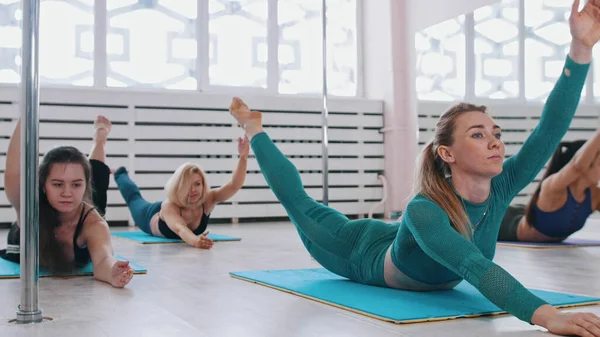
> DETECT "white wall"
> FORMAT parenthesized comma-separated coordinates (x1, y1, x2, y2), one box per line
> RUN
(361, 0, 420, 216)
(0, 86, 386, 226)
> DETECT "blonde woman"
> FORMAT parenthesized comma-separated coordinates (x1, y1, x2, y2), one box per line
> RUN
(113, 136, 249, 249)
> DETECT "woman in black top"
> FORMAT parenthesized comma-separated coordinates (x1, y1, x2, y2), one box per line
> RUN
(2, 115, 134, 288)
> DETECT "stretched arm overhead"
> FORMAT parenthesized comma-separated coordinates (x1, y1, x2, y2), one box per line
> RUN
(499, 0, 600, 199)
(543, 130, 600, 193)
(498, 51, 590, 199)
(4, 118, 21, 218)
(160, 202, 212, 249)
(403, 199, 548, 323)
(208, 136, 248, 206)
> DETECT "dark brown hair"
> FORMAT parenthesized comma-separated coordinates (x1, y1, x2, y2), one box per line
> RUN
(39, 146, 94, 272)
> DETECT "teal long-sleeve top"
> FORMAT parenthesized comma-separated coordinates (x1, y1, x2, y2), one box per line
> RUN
(389, 56, 589, 323)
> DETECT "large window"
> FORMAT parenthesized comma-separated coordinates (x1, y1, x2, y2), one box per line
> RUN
(474, 0, 519, 99)
(417, 0, 592, 102)
(209, 0, 267, 88)
(0, 0, 94, 86)
(0, 0, 358, 96)
(524, 0, 587, 100)
(279, 0, 357, 96)
(415, 16, 466, 101)
(106, 0, 197, 89)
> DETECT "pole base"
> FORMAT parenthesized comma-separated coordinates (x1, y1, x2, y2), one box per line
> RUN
(15, 305, 43, 324)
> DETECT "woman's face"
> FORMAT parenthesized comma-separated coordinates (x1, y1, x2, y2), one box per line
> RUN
(44, 163, 87, 214)
(187, 173, 204, 204)
(439, 110, 505, 179)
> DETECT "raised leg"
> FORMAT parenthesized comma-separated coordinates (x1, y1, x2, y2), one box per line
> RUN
(113, 167, 161, 234)
(229, 97, 383, 284)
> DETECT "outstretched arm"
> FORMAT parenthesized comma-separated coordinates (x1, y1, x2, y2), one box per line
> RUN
(84, 218, 134, 288)
(161, 202, 212, 249)
(499, 44, 590, 198)
(5, 118, 21, 221)
(543, 130, 600, 193)
(403, 199, 547, 322)
(209, 136, 249, 205)
(498, 0, 600, 199)
(404, 198, 600, 335)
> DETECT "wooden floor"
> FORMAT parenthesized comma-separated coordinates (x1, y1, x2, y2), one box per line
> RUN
(0, 217, 599, 337)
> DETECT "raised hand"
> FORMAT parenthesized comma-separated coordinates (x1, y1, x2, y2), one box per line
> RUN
(111, 260, 134, 288)
(195, 231, 214, 249)
(238, 135, 250, 158)
(570, 0, 600, 48)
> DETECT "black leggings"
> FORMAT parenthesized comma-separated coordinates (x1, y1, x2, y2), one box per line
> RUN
(497, 204, 525, 242)
(90, 159, 110, 217)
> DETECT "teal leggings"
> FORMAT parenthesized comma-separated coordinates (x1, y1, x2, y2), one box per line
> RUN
(251, 132, 395, 287)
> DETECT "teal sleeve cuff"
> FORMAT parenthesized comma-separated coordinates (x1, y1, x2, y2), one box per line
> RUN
(511, 287, 549, 324)
(564, 55, 591, 79)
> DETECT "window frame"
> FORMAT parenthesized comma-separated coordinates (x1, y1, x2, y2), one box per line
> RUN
(0, 0, 362, 98)
(416, 0, 597, 105)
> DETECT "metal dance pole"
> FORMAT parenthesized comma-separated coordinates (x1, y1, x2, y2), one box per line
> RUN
(321, 0, 329, 205)
(16, 0, 42, 324)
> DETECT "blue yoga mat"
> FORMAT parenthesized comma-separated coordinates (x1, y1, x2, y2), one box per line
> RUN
(230, 268, 600, 324)
(498, 238, 600, 249)
(111, 231, 241, 244)
(0, 255, 146, 279)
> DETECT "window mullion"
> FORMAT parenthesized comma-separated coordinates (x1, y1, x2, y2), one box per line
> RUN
(94, 0, 107, 87)
(197, 0, 209, 91)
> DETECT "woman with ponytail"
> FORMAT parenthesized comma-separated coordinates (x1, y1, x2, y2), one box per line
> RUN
(498, 133, 600, 243)
(228, 0, 600, 334)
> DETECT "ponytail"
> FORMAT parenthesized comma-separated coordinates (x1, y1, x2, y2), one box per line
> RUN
(416, 142, 473, 240)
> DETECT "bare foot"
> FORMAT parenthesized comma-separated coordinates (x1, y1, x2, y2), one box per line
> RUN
(228, 97, 262, 133)
(94, 115, 112, 143)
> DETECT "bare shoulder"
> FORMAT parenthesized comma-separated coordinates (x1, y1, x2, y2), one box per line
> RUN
(537, 177, 569, 210)
(538, 173, 566, 196)
(161, 199, 179, 214)
(80, 208, 111, 245)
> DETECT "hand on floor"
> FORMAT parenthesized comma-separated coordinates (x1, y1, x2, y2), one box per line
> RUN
(195, 231, 214, 249)
(111, 260, 134, 288)
(546, 311, 600, 336)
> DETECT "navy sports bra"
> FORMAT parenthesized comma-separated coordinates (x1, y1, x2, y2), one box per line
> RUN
(157, 206, 211, 239)
(532, 187, 593, 238)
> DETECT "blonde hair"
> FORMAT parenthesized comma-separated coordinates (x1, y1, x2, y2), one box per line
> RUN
(165, 162, 209, 208)
(415, 102, 488, 240)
